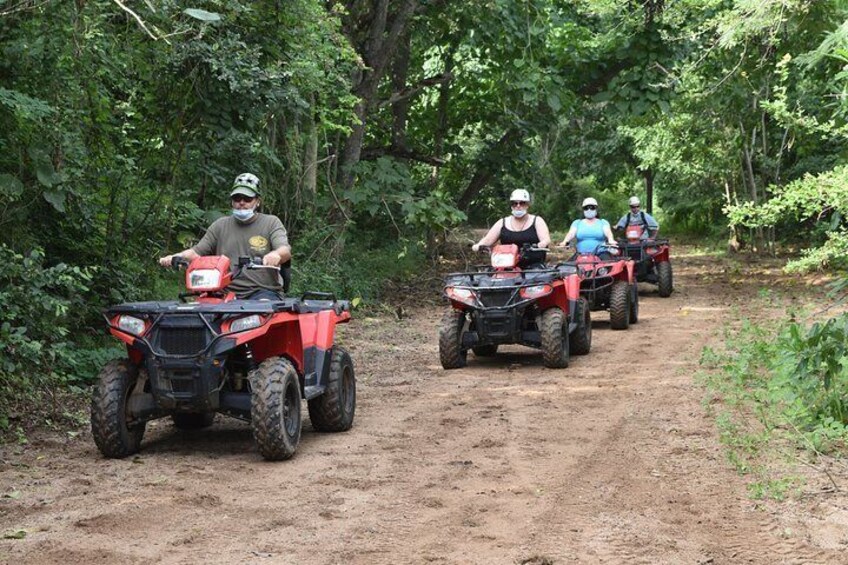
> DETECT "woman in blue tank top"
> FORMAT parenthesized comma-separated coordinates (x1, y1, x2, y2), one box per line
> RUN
(558, 197, 617, 253)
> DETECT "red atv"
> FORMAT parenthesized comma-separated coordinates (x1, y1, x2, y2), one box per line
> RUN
(90, 255, 354, 461)
(618, 224, 673, 297)
(573, 244, 638, 330)
(439, 244, 591, 369)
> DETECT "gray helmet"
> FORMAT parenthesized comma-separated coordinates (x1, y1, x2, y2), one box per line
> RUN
(230, 173, 261, 198)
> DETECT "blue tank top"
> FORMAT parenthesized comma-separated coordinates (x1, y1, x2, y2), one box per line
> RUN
(571, 219, 610, 253)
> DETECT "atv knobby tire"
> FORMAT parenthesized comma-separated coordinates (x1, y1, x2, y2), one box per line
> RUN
(308, 347, 355, 432)
(172, 412, 215, 430)
(569, 297, 592, 355)
(657, 261, 673, 297)
(439, 308, 467, 369)
(541, 307, 570, 368)
(472, 344, 498, 357)
(250, 356, 302, 461)
(90, 359, 146, 459)
(609, 280, 631, 330)
(629, 283, 639, 324)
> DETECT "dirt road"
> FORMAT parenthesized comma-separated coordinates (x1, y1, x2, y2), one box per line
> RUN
(1, 249, 846, 564)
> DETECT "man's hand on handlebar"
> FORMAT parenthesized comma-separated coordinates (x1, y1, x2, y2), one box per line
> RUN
(262, 250, 283, 267)
(159, 254, 188, 268)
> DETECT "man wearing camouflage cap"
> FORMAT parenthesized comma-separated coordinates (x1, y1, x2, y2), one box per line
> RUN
(159, 173, 291, 299)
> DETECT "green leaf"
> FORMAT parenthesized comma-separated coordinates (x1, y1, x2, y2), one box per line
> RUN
(42, 189, 66, 212)
(0, 174, 24, 197)
(547, 93, 562, 112)
(184, 8, 221, 22)
(36, 161, 60, 187)
(3, 529, 26, 539)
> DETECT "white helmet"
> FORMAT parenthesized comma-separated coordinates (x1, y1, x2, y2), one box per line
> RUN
(581, 197, 598, 208)
(509, 189, 531, 203)
(628, 196, 641, 206)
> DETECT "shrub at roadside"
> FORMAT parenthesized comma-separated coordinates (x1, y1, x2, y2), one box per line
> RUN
(0, 245, 121, 430)
(700, 311, 848, 498)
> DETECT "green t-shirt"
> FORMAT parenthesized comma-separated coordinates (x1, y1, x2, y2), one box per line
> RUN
(192, 213, 289, 298)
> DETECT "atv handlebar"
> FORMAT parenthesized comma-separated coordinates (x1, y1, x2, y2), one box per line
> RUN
(171, 256, 190, 269)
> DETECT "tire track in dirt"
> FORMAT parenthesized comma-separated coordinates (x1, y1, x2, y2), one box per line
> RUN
(1, 248, 846, 564)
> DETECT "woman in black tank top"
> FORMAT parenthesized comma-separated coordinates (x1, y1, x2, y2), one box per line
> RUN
(471, 189, 552, 253)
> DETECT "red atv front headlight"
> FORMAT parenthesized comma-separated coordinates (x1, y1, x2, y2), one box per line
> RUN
(446, 287, 478, 306)
(519, 284, 552, 299)
(117, 315, 147, 336)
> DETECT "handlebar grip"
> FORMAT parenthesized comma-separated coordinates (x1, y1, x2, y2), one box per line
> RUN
(171, 256, 189, 269)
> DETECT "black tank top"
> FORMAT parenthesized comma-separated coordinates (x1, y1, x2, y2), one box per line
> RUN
(500, 215, 539, 246)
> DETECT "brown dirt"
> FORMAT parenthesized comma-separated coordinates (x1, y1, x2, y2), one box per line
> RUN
(1, 248, 847, 564)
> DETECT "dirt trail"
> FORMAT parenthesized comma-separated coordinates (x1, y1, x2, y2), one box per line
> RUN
(2, 248, 847, 564)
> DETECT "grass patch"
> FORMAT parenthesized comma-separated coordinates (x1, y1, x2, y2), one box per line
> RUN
(699, 314, 848, 499)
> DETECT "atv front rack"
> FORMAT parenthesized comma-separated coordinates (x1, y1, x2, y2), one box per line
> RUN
(443, 264, 578, 312)
(106, 294, 351, 360)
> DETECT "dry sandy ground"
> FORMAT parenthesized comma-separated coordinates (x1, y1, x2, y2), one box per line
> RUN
(1, 249, 847, 564)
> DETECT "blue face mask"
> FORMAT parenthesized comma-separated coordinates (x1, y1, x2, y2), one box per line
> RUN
(232, 208, 255, 222)
(583, 209, 597, 219)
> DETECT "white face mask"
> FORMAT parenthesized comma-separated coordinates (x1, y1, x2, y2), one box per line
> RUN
(512, 209, 527, 218)
(232, 207, 256, 222)
(583, 209, 597, 219)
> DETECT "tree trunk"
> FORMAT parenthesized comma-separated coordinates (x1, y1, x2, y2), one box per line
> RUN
(302, 111, 318, 198)
(391, 29, 411, 150)
(642, 168, 654, 214)
(456, 128, 521, 211)
(336, 0, 419, 195)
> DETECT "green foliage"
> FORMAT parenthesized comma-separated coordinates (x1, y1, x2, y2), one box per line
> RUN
(0, 245, 105, 429)
(701, 314, 848, 454)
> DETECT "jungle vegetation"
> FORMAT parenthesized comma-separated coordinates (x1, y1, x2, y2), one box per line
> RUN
(1, 0, 847, 434)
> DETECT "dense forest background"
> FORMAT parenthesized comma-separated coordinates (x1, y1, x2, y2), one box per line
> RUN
(2, 0, 848, 427)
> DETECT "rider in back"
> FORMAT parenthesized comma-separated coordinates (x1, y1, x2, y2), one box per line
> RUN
(614, 196, 659, 239)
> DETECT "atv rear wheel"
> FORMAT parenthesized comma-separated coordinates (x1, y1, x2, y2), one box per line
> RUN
(472, 344, 498, 357)
(629, 284, 639, 324)
(657, 261, 673, 297)
(569, 297, 592, 355)
(541, 307, 570, 368)
(250, 357, 302, 461)
(90, 359, 146, 459)
(308, 347, 356, 432)
(609, 280, 631, 330)
(439, 308, 467, 369)
(171, 412, 215, 430)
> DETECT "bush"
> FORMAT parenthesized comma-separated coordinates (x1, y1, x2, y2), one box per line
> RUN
(702, 313, 848, 453)
(0, 245, 98, 429)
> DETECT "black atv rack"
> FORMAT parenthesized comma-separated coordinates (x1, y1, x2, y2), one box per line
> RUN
(105, 294, 351, 360)
(443, 264, 578, 312)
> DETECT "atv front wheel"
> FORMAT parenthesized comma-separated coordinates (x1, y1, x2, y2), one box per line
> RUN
(172, 413, 215, 430)
(472, 344, 498, 357)
(657, 261, 673, 297)
(439, 309, 467, 369)
(541, 307, 570, 368)
(609, 280, 631, 330)
(308, 347, 356, 432)
(569, 297, 592, 355)
(629, 284, 639, 324)
(250, 357, 302, 461)
(90, 359, 146, 458)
